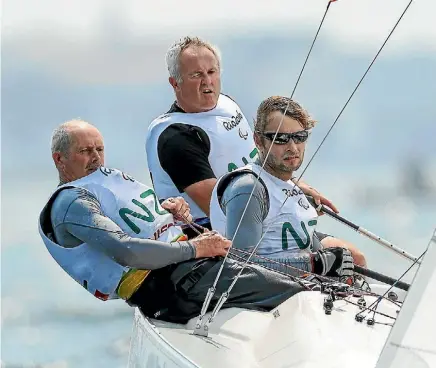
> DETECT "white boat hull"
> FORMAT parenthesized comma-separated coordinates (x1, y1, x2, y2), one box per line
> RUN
(128, 285, 406, 368)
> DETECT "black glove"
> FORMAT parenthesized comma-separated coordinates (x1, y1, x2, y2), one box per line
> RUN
(312, 247, 354, 279)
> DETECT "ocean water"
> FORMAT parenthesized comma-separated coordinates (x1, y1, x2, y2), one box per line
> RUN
(1, 178, 435, 368)
(1, 244, 133, 368)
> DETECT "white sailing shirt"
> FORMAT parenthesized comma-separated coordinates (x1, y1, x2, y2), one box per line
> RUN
(38, 167, 183, 301)
(210, 163, 319, 258)
(146, 94, 258, 222)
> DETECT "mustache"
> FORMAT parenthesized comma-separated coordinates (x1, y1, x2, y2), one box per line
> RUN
(283, 153, 299, 159)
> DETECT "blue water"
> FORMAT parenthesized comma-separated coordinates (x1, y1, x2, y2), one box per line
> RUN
(1, 242, 133, 368)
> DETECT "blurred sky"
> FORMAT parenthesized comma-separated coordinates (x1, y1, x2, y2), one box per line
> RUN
(3, 0, 436, 46)
(3, 0, 436, 86)
(1, 0, 436, 367)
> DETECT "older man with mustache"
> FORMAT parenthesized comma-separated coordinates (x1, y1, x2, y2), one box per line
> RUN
(38, 119, 308, 324)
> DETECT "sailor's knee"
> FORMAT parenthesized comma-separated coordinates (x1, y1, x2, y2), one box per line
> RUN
(352, 250, 367, 267)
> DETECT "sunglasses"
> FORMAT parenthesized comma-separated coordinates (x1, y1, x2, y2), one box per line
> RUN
(257, 130, 309, 145)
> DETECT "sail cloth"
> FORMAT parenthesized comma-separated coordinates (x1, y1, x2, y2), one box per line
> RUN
(376, 229, 436, 368)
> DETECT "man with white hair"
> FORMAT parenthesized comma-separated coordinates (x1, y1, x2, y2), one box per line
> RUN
(38, 119, 307, 323)
(146, 36, 337, 238)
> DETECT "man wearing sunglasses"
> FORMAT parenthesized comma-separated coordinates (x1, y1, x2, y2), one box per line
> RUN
(146, 36, 338, 239)
(210, 96, 366, 279)
(38, 119, 308, 324)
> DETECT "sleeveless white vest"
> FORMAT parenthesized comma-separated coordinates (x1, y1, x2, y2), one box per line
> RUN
(210, 163, 319, 258)
(146, 94, 258, 222)
(38, 167, 184, 301)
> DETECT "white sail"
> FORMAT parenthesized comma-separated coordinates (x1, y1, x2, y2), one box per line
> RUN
(376, 229, 436, 368)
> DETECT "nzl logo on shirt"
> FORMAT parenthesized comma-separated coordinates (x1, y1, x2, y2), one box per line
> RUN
(222, 110, 243, 131)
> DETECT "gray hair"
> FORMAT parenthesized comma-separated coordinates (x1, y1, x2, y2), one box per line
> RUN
(165, 36, 222, 83)
(254, 96, 317, 134)
(51, 119, 89, 156)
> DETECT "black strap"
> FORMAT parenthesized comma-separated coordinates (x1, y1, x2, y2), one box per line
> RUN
(216, 169, 269, 207)
(177, 259, 217, 294)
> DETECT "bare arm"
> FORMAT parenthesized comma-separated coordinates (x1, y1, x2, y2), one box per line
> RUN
(184, 178, 217, 217)
(320, 236, 367, 267)
(292, 178, 339, 213)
